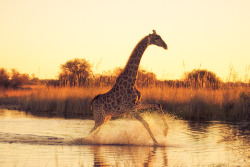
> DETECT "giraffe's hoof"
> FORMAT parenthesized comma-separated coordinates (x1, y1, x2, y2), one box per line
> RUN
(164, 130, 168, 137)
(154, 143, 160, 147)
(153, 140, 160, 146)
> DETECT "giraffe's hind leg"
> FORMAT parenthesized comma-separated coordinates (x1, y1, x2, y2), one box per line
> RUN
(89, 108, 111, 137)
(89, 116, 111, 136)
(132, 110, 159, 145)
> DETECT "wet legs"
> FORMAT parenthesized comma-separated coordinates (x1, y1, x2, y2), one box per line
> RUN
(133, 110, 159, 145)
(135, 102, 169, 137)
(89, 115, 111, 137)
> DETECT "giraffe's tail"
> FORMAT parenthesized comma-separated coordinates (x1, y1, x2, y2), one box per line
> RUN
(90, 94, 102, 111)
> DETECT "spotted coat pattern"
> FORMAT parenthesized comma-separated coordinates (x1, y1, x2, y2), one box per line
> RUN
(89, 31, 168, 145)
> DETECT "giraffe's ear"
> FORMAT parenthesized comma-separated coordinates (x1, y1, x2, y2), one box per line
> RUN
(153, 30, 156, 34)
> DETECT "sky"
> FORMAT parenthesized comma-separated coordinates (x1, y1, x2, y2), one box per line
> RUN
(0, 0, 250, 81)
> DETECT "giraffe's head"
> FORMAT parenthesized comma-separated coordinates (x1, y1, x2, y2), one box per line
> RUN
(148, 30, 168, 50)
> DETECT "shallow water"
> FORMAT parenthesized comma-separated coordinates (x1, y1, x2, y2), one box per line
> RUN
(0, 109, 249, 166)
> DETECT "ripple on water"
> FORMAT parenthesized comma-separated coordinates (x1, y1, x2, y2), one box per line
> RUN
(0, 109, 249, 166)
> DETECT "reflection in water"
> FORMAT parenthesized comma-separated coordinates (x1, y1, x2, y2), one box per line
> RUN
(0, 109, 249, 166)
(90, 145, 168, 167)
(92, 147, 108, 167)
(143, 147, 157, 167)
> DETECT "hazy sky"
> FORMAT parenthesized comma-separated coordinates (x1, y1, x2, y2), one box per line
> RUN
(0, 0, 249, 81)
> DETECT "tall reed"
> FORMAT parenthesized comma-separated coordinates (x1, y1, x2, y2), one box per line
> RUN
(141, 86, 249, 121)
(0, 86, 249, 121)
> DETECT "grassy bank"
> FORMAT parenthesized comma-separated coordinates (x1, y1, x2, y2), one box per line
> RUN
(142, 87, 249, 122)
(0, 86, 105, 118)
(0, 86, 249, 121)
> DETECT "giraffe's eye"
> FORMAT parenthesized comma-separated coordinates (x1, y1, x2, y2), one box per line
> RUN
(154, 36, 160, 40)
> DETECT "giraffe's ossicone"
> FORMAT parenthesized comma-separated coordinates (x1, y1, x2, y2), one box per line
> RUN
(89, 30, 168, 145)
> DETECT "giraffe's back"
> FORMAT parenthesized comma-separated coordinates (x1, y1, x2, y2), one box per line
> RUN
(92, 85, 139, 117)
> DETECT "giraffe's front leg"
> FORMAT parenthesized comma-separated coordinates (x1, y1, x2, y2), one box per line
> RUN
(135, 102, 169, 137)
(132, 110, 159, 145)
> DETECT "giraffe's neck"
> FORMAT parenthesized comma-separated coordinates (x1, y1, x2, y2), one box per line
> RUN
(115, 35, 149, 88)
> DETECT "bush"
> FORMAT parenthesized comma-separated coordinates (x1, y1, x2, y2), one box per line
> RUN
(184, 69, 222, 89)
(10, 69, 30, 88)
(0, 68, 10, 88)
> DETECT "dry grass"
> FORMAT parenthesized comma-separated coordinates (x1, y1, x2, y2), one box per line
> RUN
(141, 87, 249, 121)
(0, 86, 108, 118)
(0, 85, 249, 121)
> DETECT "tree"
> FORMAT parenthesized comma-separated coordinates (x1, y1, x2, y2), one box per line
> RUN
(0, 68, 10, 88)
(30, 73, 40, 85)
(10, 69, 30, 88)
(59, 58, 92, 87)
(184, 69, 221, 89)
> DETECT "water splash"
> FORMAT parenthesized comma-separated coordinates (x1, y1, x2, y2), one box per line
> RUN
(0, 113, 169, 147)
(69, 113, 169, 147)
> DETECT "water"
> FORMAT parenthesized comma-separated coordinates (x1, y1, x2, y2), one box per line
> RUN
(0, 109, 249, 167)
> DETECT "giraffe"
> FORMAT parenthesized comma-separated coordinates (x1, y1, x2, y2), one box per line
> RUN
(89, 30, 168, 145)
